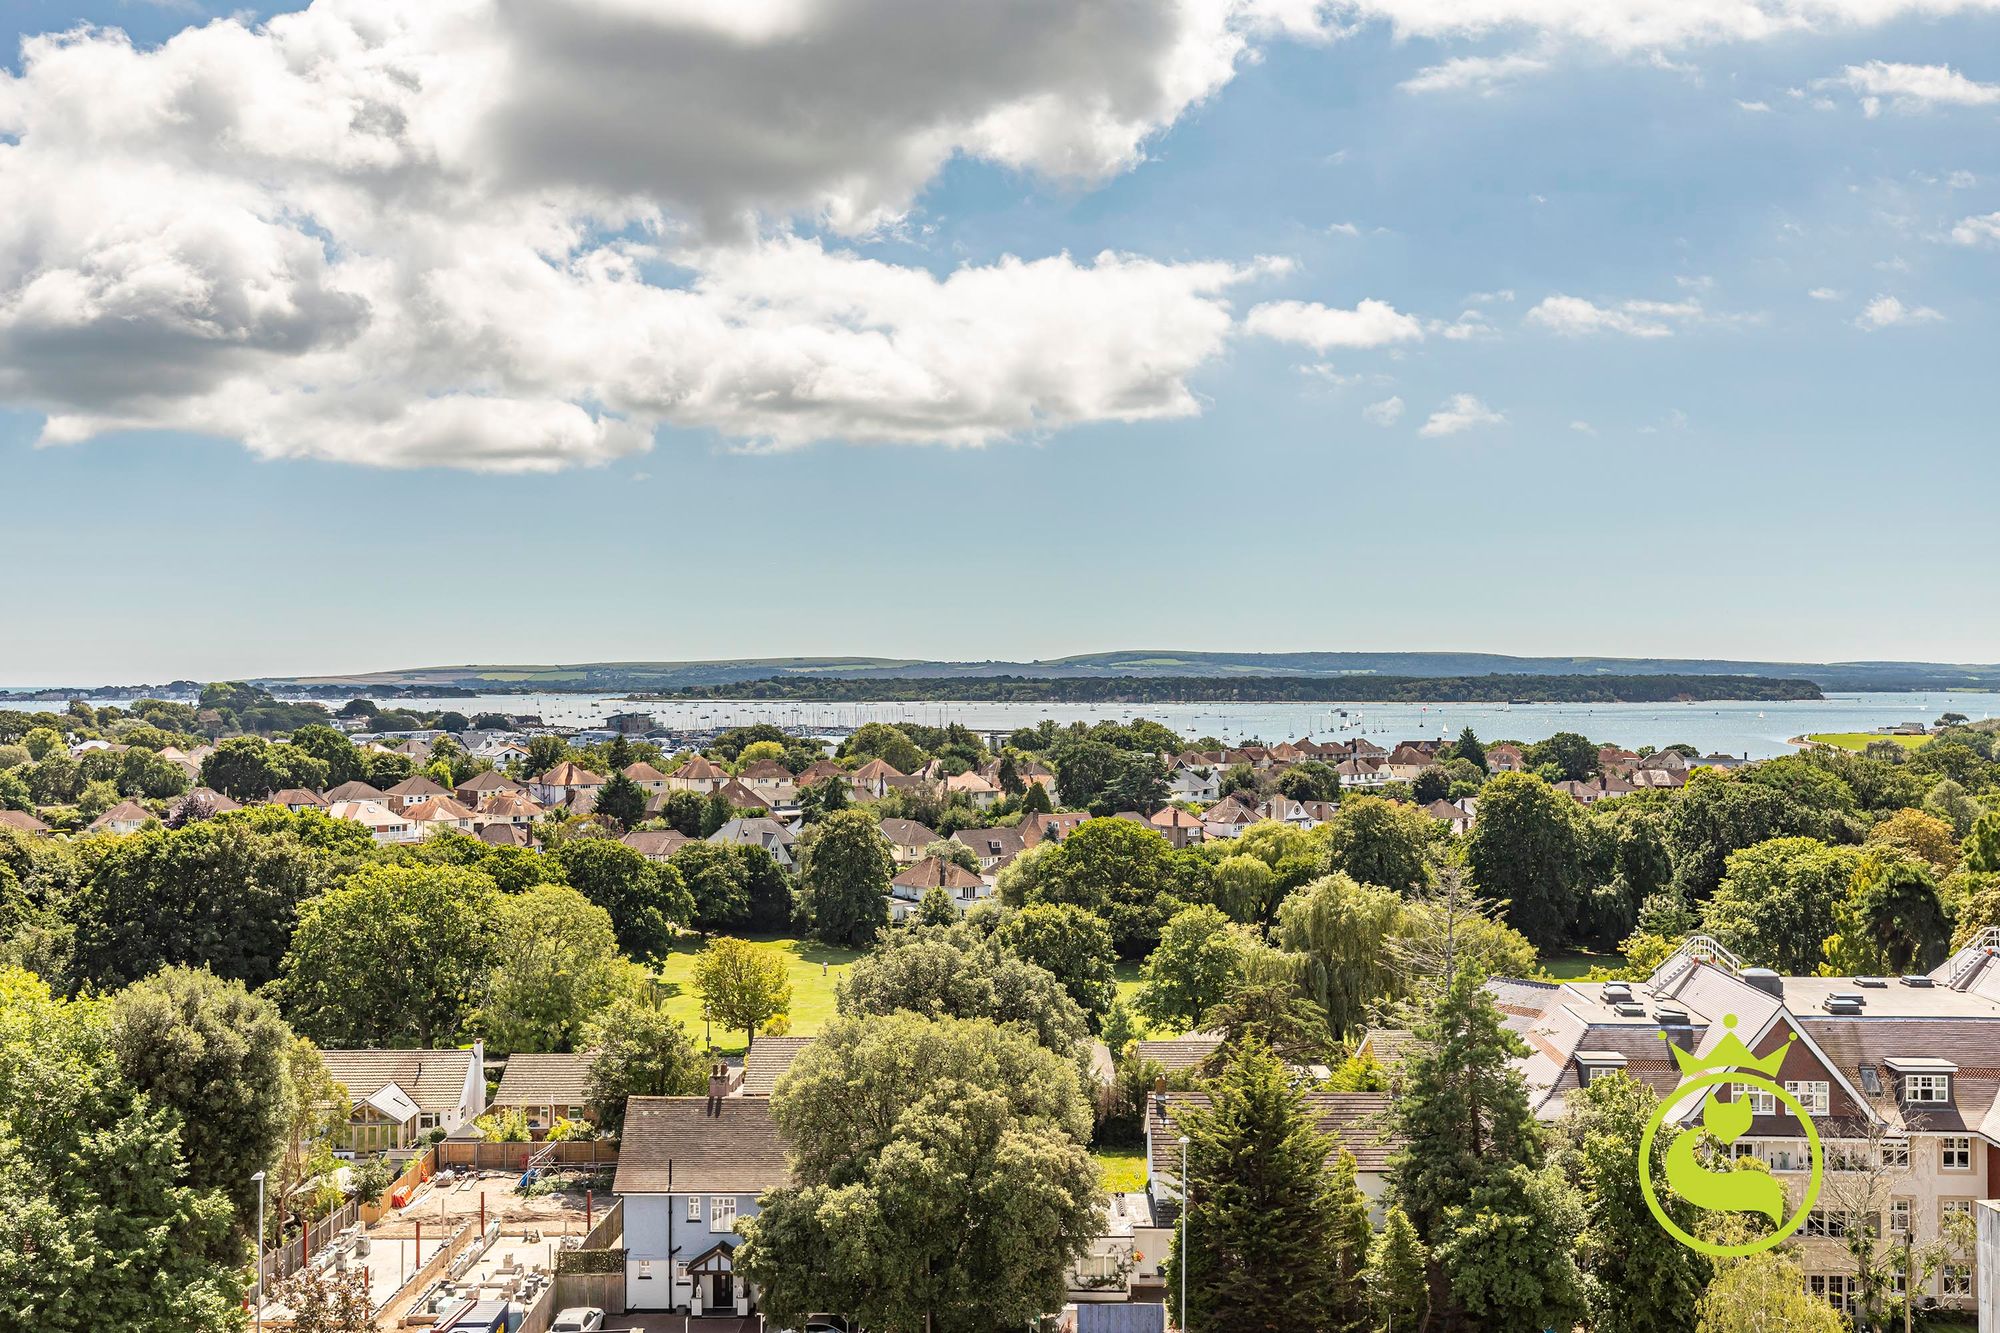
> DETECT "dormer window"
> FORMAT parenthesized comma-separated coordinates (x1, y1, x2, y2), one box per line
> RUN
(1576, 1051, 1627, 1086)
(1884, 1057, 1957, 1105)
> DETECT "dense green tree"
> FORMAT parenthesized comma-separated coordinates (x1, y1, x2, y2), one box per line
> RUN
(198, 735, 329, 800)
(593, 770, 648, 829)
(691, 936, 793, 1051)
(1198, 982, 1336, 1069)
(1431, 1164, 1583, 1333)
(553, 837, 693, 962)
(1366, 1205, 1431, 1331)
(1967, 808, 2000, 874)
(1164, 1041, 1367, 1333)
(1823, 850, 1951, 975)
(1050, 736, 1127, 811)
(21, 726, 63, 761)
(993, 902, 1119, 1026)
(1525, 731, 1597, 782)
(1695, 1249, 1847, 1333)
(1093, 751, 1170, 816)
(1391, 967, 1542, 1241)
(0, 968, 243, 1331)
(277, 863, 501, 1048)
(1667, 769, 1825, 899)
(287, 724, 361, 787)
(737, 843, 795, 933)
(480, 884, 635, 1053)
(1273, 872, 1404, 1040)
(796, 808, 894, 947)
(108, 965, 294, 1221)
(796, 775, 850, 824)
(838, 722, 925, 773)
(1465, 772, 1586, 948)
(1279, 759, 1342, 804)
(838, 922, 1088, 1053)
(1010, 815, 1192, 956)
(1700, 837, 1863, 974)
(1451, 727, 1488, 774)
(1558, 1071, 1708, 1333)
(1325, 795, 1435, 895)
(70, 811, 361, 988)
(1865, 807, 1961, 874)
(582, 995, 709, 1133)
(736, 1012, 1101, 1332)
(1138, 904, 1245, 1031)
(670, 840, 753, 932)
(26, 749, 81, 804)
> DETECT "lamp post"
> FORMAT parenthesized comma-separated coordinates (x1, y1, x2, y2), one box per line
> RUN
(1179, 1135, 1191, 1333)
(251, 1169, 266, 1333)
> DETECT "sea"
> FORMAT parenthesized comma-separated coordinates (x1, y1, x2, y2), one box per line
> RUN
(5, 690, 1994, 761)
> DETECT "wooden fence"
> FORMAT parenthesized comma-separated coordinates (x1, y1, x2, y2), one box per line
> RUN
(257, 1197, 358, 1294)
(435, 1138, 619, 1172)
(553, 1195, 627, 1315)
(362, 1146, 438, 1224)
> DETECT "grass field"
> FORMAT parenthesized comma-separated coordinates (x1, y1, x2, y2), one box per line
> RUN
(1093, 1149, 1147, 1193)
(1539, 949, 1615, 980)
(652, 934, 862, 1054)
(1806, 731, 1929, 752)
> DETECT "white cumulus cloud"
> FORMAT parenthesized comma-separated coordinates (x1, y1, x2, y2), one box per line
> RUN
(1244, 298, 1426, 350)
(1364, 395, 1406, 425)
(1950, 212, 2000, 246)
(1524, 293, 1708, 337)
(0, 0, 1317, 470)
(1830, 61, 2000, 116)
(1855, 295, 1944, 330)
(1419, 393, 1504, 437)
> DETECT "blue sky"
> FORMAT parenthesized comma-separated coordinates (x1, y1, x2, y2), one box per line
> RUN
(3, 0, 1998, 682)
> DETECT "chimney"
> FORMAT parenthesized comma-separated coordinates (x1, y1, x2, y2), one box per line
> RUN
(707, 1062, 729, 1113)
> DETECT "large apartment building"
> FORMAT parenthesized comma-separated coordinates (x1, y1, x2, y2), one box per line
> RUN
(1496, 931, 2000, 1315)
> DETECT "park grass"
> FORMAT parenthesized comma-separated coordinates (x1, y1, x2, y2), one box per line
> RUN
(1539, 948, 1615, 980)
(1806, 731, 1928, 752)
(1093, 1149, 1147, 1194)
(652, 934, 862, 1055)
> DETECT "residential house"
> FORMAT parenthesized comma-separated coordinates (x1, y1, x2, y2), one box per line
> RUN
(1333, 757, 1388, 789)
(616, 1093, 793, 1315)
(0, 810, 51, 837)
(265, 787, 327, 813)
(708, 817, 796, 869)
(735, 760, 795, 800)
(327, 799, 416, 844)
(1380, 744, 1437, 784)
(183, 786, 240, 814)
(324, 779, 389, 805)
(794, 760, 844, 786)
(944, 770, 1001, 808)
(846, 758, 902, 800)
(953, 824, 1029, 876)
(1146, 1088, 1403, 1221)
(1421, 799, 1475, 834)
(737, 1037, 813, 1097)
(623, 761, 671, 795)
(712, 778, 772, 813)
(889, 855, 989, 920)
(386, 774, 453, 812)
(320, 1045, 485, 1156)
(1630, 766, 1689, 790)
(1556, 774, 1637, 806)
(488, 1052, 596, 1135)
(666, 755, 727, 794)
(622, 828, 692, 862)
(530, 762, 606, 809)
(1255, 795, 1322, 830)
(88, 799, 156, 835)
(476, 791, 544, 829)
(455, 770, 525, 808)
(1486, 743, 1528, 774)
(1199, 796, 1260, 841)
(478, 824, 533, 848)
(1020, 810, 1090, 845)
(402, 796, 478, 837)
(878, 817, 940, 865)
(471, 739, 532, 767)
(1495, 934, 2000, 1315)
(1132, 1035, 1223, 1073)
(1166, 763, 1221, 804)
(1148, 805, 1204, 849)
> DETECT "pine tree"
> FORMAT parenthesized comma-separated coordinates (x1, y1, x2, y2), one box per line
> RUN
(1453, 727, 1487, 774)
(1022, 781, 1053, 814)
(1390, 966, 1541, 1238)
(1164, 1041, 1356, 1332)
(594, 770, 647, 828)
(1367, 1205, 1431, 1332)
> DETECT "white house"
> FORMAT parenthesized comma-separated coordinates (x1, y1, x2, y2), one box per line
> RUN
(327, 798, 417, 844)
(617, 1093, 792, 1316)
(320, 1044, 485, 1156)
(1166, 763, 1220, 804)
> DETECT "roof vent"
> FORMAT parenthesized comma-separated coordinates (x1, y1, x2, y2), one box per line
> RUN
(1602, 982, 1633, 1002)
(1655, 1005, 1691, 1026)
(1824, 998, 1864, 1015)
(1900, 975, 1935, 988)
(1613, 1002, 1646, 1018)
(1853, 976, 1888, 988)
(1829, 991, 1865, 1008)
(1740, 967, 1785, 999)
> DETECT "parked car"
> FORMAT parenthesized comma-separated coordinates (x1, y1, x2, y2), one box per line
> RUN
(550, 1309, 604, 1333)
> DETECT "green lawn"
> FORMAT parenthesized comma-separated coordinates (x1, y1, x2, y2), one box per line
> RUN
(1806, 731, 1929, 752)
(1539, 949, 1614, 980)
(1093, 1149, 1147, 1193)
(1114, 960, 1154, 1037)
(652, 934, 862, 1054)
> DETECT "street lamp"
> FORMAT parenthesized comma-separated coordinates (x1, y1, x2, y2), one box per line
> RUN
(1179, 1136, 1191, 1333)
(251, 1169, 266, 1333)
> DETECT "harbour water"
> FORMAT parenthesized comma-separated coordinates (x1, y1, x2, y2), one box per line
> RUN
(7, 690, 1992, 760)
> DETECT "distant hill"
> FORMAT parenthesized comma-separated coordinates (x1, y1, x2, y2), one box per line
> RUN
(262, 651, 2000, 695)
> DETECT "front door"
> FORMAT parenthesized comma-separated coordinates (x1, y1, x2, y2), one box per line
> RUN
(706, 1272, 735, 1309)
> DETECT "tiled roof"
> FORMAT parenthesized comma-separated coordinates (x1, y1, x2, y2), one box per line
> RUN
(388, 775, 451, 798)
(88, 799, 155, 830)
(623, 762, 669, 782)
(674, 756, 726, 781)
(319, 1048, 475, 1116)
(740, 1037, 814, 1096)
(850, 758, 903, 780)
(457, 770, 523, 793)
(737, 760, 794, 782)
(0, 810, 51, 835)
(1133, 1036, 1222, 1072)
(891, 855, 984, 891)
(877, 817, 939, 848)
(1149, 1091, 1403, 1182)
(492, 1052, 593, 1108)
(267, 787, 327, 807)
(622, 829, 692, 858)
(324, 780, 388, 803)
(613, 1096, 794, 1195)
(535, 762, 605, 787)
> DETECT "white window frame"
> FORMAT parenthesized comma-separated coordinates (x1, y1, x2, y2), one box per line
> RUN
(1904, 1073, 1951, 1105)
(1942, 1136, 1974, 1171)
(1784, 1080, 1830, 1117)
(1889, 1197, 1912, 1235)
(1942, 1198, 1974, 1222)
(1880, 1139, 1910, 1169)
(687, 1196, 702, 1221)
(1942, 1265, 1972, 1297)
(1735, 1084, 1776, 1115)
(709, 1195, 738, 1234)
